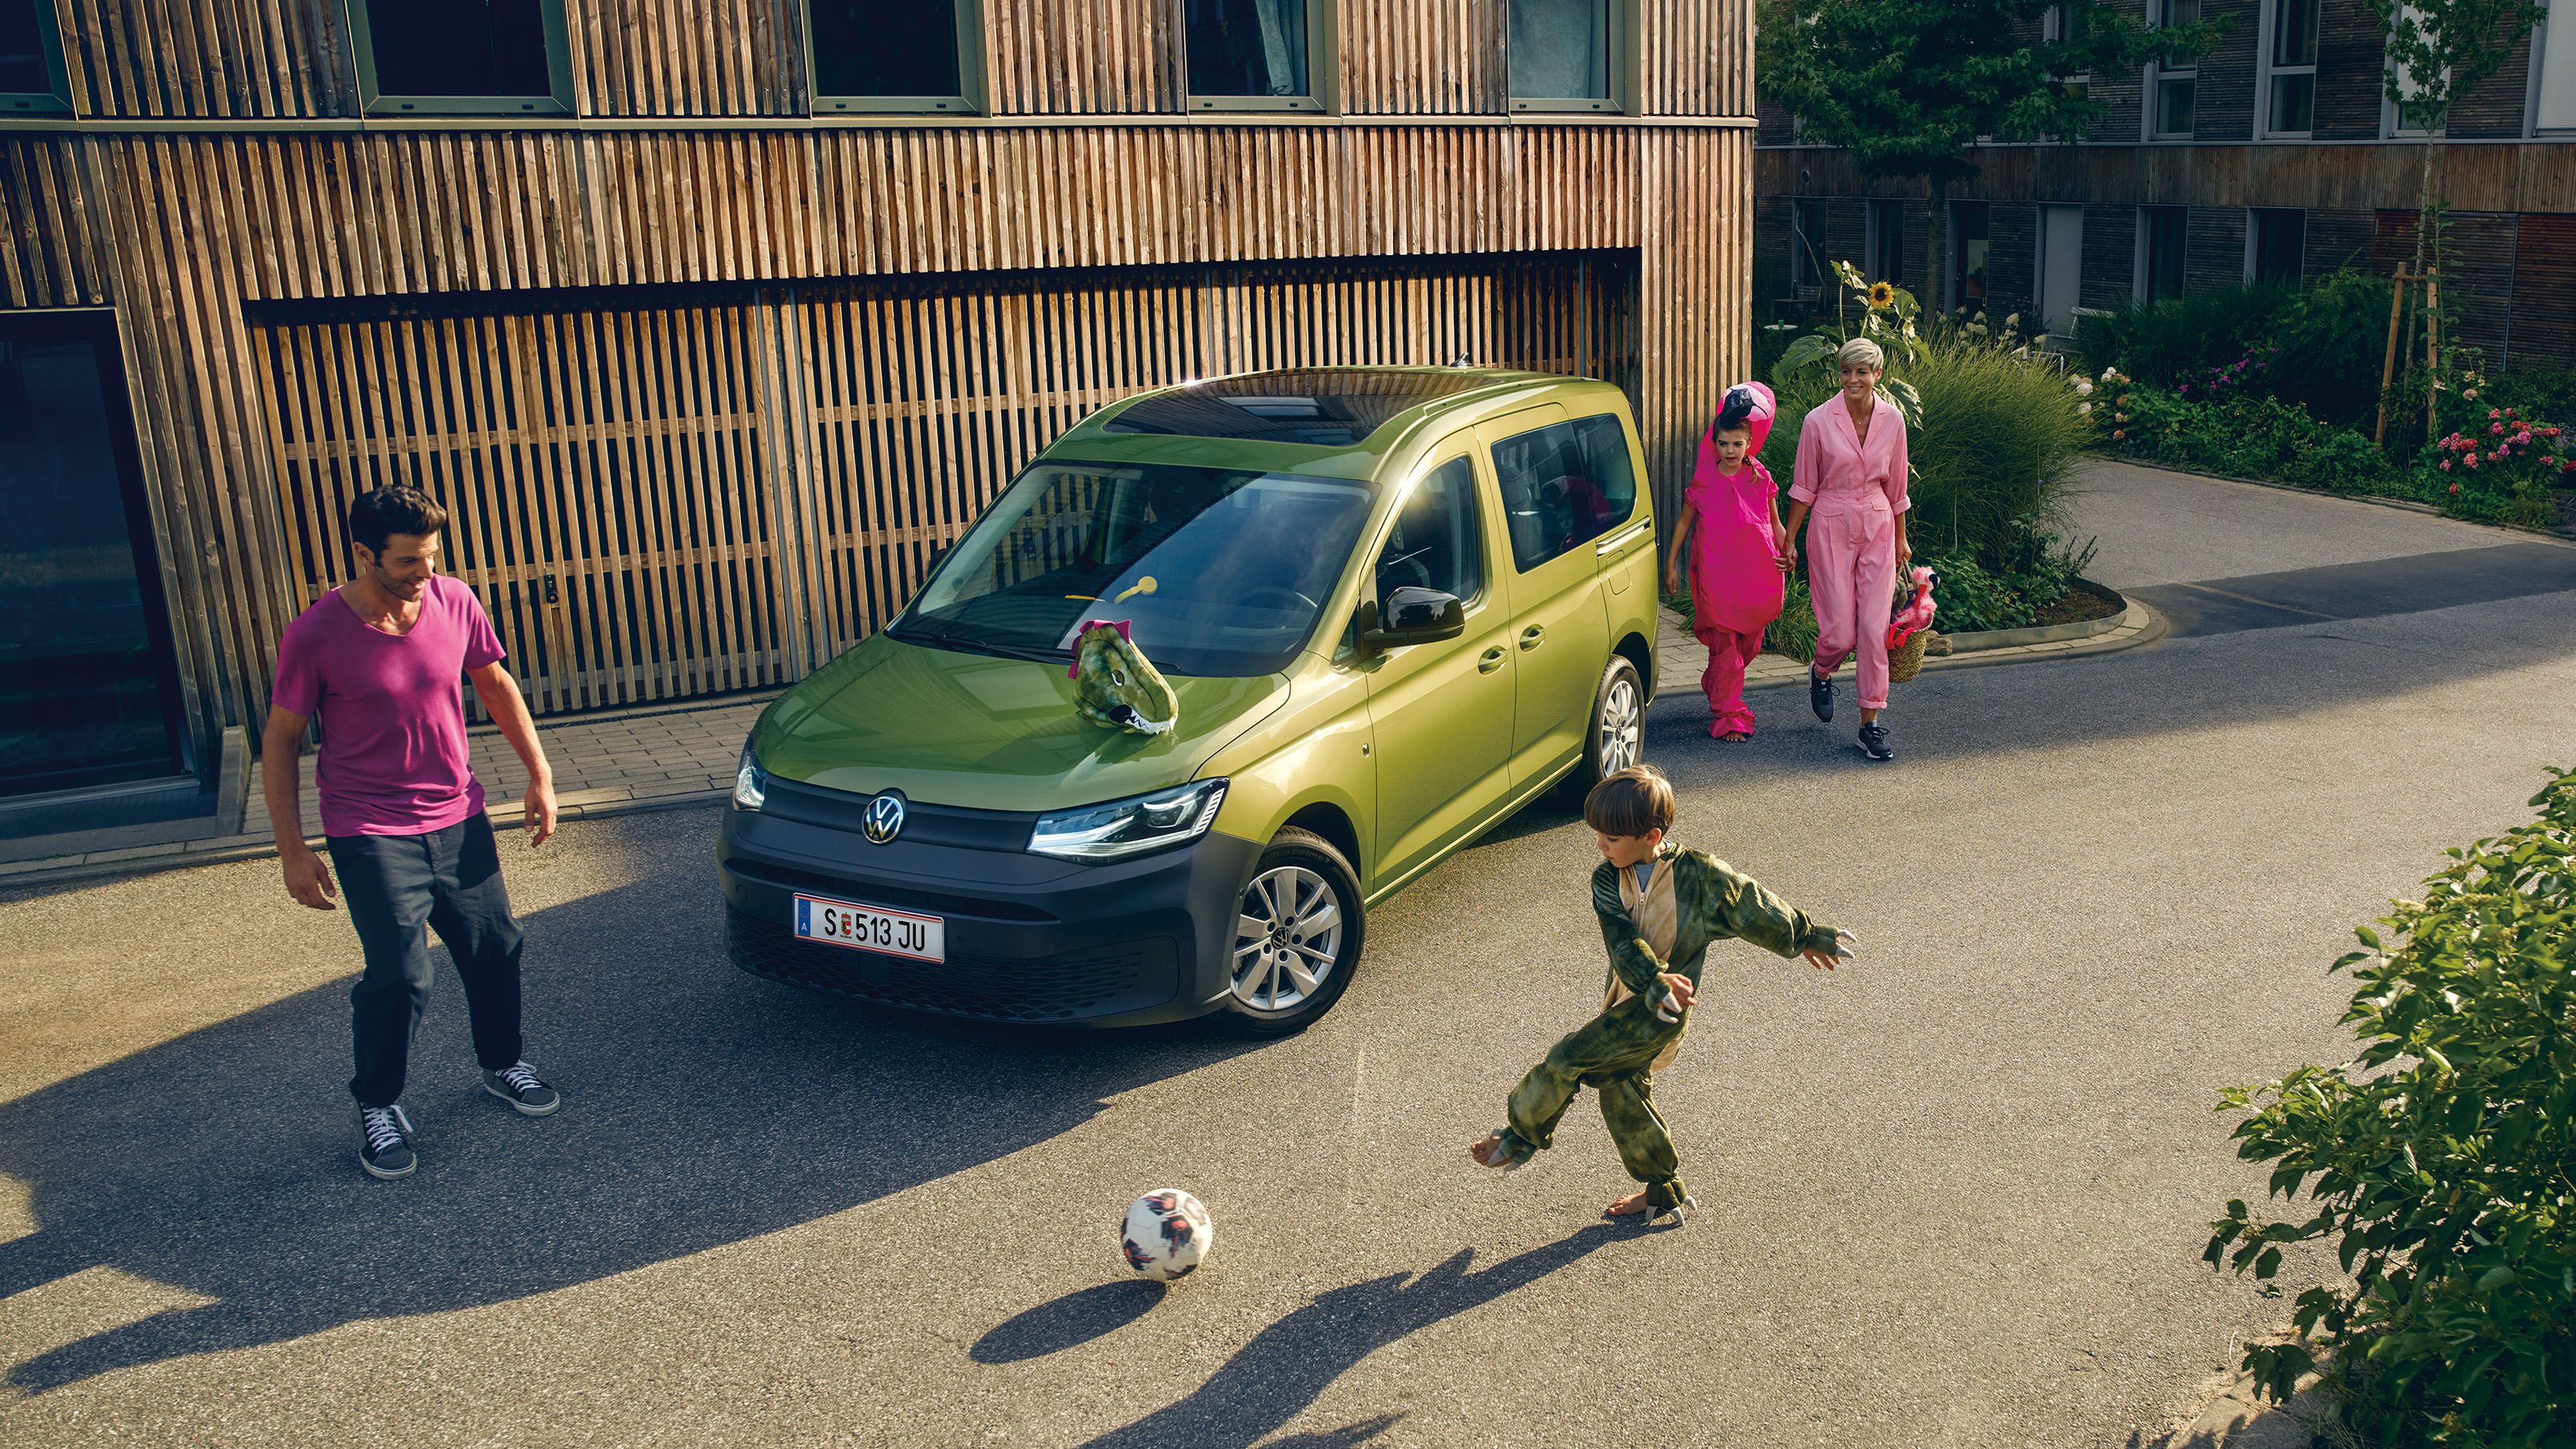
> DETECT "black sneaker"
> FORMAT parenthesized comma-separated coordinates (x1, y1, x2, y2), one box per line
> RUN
(483, 1061, 561, 1116)
(1857, 722, 1895, 761)
(357, 1103, 417, 1180)
(1809, 669, 1835, 723)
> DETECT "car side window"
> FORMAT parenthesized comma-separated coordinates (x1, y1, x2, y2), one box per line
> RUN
(1374, 456, 1484, 608)
(1489, 413, 1639, 571)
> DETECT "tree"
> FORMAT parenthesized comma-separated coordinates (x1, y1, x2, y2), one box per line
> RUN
(1760, 0, 2216, 319)
(2370, 0, 2547, 289)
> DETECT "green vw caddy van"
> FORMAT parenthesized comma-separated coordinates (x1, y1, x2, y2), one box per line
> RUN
(719, 366, 1659, 1034)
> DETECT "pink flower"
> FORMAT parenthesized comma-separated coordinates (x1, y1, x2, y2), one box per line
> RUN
(2466, 453, 2480, 469)
(2439, 458, 2452, 471)
(2543, 427, 2562, 438)
(2490, 408, 2502, 420)
(2490, 423, 2505, 435)
(2450, 482, 2461, 495)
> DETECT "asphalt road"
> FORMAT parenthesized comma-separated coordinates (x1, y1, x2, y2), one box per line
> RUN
(4, 461, 2573, 1448)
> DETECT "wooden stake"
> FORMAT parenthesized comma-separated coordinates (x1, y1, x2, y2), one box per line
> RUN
(2377, 265, 2408, 449)
(2426, 265, 2442, 437)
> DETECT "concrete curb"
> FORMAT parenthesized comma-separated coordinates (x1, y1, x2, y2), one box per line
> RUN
(2087, 452, 2576, 543)
(1652, 595, 2165, 705)
(1943, 581, 2133, 652)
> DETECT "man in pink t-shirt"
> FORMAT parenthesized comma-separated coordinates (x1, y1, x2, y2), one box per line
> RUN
(264, 485, 563, 1180)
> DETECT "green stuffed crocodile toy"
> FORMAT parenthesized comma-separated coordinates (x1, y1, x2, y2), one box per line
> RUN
(1068, 620, 1180, 736)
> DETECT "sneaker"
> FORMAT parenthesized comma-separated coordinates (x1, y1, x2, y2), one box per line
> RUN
(1857, 722, 1895, 762)
(357, 1103, 417, 1180)
(1809, 670, 1835, 723)
(482, 1061, 561, 1116)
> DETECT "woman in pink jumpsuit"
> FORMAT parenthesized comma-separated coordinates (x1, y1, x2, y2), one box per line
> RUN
(1663, 381, 1787, 740)
(1784, 337, 1911, 762)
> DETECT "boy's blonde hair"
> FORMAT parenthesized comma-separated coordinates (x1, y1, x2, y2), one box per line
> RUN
(1836, 337, 1885, 372)
(1584, 764, 1675, 839)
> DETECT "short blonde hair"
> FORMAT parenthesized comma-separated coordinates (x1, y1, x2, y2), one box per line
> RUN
(1836, 337, 1885, 372)
(1584, 764, 1675, 839)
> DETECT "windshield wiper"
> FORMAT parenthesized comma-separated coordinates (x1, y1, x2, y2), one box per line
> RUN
(887, 619, 1065, 665)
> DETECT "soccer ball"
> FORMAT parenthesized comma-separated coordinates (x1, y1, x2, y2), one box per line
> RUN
(1120, 1188, 1213, 1281)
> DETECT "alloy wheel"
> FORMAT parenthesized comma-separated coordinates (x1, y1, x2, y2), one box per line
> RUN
(1599, 673, 1642, 776)
(1231, 865, 1344, 1011)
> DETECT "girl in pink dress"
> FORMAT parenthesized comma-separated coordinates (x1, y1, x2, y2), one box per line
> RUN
(1783, 337, 1912, 762)
(1662, 381, 1790, 741)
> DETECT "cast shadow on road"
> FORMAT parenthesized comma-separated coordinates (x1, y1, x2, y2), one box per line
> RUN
(0, 833, 1260, 1394)
(974, 1224, 1627, 1448)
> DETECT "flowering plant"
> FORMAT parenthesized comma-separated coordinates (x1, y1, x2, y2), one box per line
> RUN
(2424, 403, 2571, 528)
(2173, 345, 2278, 404)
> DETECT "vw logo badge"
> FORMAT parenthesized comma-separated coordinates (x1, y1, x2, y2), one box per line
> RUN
(861, 792, 905, 845)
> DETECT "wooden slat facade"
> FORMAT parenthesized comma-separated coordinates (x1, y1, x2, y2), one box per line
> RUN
(1, 1, 1751, 771)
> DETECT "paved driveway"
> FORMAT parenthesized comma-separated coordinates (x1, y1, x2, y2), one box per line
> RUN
(2, 461, 2572, 1447)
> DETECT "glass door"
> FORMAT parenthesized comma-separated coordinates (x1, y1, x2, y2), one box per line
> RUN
(0, 311, 186, 796)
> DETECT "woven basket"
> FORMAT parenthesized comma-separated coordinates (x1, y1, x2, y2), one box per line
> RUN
(1887, 628, 1931, 684)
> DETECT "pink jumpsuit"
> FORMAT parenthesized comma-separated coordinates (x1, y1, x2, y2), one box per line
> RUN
(1791, 393, 1911, 712)
(1684, 428, 1785, 737)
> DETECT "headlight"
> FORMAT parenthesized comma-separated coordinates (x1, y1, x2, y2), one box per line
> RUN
(732, 742, 767, 812)
(1029, 780, 1228, 861)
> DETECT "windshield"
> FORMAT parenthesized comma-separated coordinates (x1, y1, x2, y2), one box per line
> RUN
(892, 460, 1376, 678)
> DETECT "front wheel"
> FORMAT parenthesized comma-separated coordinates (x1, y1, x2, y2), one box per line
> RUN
(1558, 654, 1645, 804)
(1216, 827, 1364, 1038)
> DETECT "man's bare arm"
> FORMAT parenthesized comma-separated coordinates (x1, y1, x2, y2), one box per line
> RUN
(468, 661, 557, 847)
(262, 705, 337, 910)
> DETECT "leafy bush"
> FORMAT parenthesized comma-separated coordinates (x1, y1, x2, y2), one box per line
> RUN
(2077, 283, 2297, 393)
(1919, 528, 2098, 633)
(2269, 270, 2401, 428)
(2103, 381, 2423, 500)
(2421, 404, 2575, 529)
(2206, 768, 2576, 1449)
(1771, 573, 1819, 664)
(2079, 273, 2394, 429)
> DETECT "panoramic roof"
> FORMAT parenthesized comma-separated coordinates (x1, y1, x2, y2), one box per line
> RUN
(1102, 368, 1507, 447)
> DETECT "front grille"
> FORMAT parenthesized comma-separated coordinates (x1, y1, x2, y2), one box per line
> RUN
(729, 860, 1056, 923)
(726, 913, 1177, 1022)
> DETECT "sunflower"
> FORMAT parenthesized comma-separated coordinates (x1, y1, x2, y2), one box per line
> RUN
(1865, 281, 1897, 310)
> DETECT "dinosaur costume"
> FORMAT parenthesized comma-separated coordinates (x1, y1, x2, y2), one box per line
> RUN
(1488, 843, 1844, 1213)
(1068, 620, 1180, 736)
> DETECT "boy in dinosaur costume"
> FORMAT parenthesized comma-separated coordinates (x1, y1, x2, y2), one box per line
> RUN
(1468, 764, 1855, 1226)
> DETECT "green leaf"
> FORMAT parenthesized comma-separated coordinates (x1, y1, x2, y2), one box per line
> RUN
(2356, 924, 2382, 948)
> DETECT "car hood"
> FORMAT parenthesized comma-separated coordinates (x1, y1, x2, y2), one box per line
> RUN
(751, 634, 1292, 813)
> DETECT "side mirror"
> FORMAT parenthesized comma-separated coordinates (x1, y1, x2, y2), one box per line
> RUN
(1357, 585, 1466, 653)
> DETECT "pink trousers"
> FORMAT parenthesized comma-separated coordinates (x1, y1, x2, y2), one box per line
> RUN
(1807, 501, 1899, 711)
(1694, 622, 1763, 734)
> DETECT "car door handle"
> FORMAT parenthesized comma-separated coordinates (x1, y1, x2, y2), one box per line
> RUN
(1594, 521, 1651, 556)
(1477, 646, 1507, 674)
(1518, 625, 1545, 651)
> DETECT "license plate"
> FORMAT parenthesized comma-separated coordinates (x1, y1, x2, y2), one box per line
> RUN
(793, 893, 945, 963)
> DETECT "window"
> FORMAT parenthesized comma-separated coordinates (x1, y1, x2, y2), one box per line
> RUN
(2139, 206, 2188, 301)
(349, 0, 573, 115)
(2043, 2, 2091, 102)
(2386, 2, 2444, 134)
(1185, 0, 1324, 111)
(2039, 204, 2085, 337)
(1866, 200, 1904, 286)
(1950, 201, 1991, 313)
(1489, 414, 1638, 571)
(1791, 199, 1828, 289)
(809, 0, 981, 113)
(0, 0, 70, 114)
(1376, 458, 1484, 608)
(2542, 0, 2576, 132)
(2148, 0, 2199, 138)
(1509, 0, 1619, 111)
(2262, 0, 2319, 134)
(2248, 209, 2306, 282)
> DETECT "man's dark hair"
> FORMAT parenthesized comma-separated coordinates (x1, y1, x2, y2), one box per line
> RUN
(1584, 764, 1677, 839)
(347, 485, 449, 557)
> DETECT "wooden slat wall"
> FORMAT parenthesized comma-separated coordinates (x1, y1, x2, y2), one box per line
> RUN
(1640, 0, 1749, 115)
(576, 0, 808, 116)
(1339, 0, 1502, 114)
(983, 0, 1179, 114)
(0, 134, 114, 306)
(1638, 127, 1749, 527)
(57, 0, 360, 118)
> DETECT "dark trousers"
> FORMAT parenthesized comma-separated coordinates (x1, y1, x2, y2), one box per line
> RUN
(329, 813, 525, 1108)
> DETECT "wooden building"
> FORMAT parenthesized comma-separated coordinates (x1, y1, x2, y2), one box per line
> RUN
(1755, 0, 2576, 365)
(0, 0, 1756, 827)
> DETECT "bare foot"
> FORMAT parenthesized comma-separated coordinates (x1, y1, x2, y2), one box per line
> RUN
(1604, 1189, 1651, 1217)
(1468, 1132, 1508, 1168)
(1719, 730, 1751, 743)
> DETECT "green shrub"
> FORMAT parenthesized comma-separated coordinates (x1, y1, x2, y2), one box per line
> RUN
(2418, 402, 2575, 530)
(1771, 573, 1818, 664)
(2079, 272, 2394, 429)
(2103, 383, 2421, 500)
(2077, 284, 2297, 392)
(2269, 270, 2399, 429)
(2207, 768, 2576, 1449)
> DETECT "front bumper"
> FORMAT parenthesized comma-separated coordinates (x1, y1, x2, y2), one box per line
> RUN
(717, 780, 1262, 1026)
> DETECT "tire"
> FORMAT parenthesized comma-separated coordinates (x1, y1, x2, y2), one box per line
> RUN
(1558, 654, 1646, 804)
(1216, 826, 1365, 1038)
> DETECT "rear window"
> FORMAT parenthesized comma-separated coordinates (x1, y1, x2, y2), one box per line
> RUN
(1488, 413, 1637, 570)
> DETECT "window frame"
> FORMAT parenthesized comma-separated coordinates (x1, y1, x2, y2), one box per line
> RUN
(2535, 0, 2576, 134)
(2136, 205, 2189, 303)
(2043, 2, 2093, 104)
(1486, 411, 1639, 575)
(2382, 2, 2446, 136)
(807, 0, 985, 115)
(1183, 0, 1336, 114)
(1791, 198, 1828, 290)
(1370, 453, 1491, 613)
(1865, 199, 1905, 288)
(347, 0, 577, 118)
(2145, 0, 2199, 139)
(1506, 0, 1630, 114)
(2245, 207, 2306, 284)
(1948, 199, 1991, 314)
(0, 0, 73, 115)
(2258, 0, 2319, 137)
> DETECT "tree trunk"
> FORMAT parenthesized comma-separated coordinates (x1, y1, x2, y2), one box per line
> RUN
(1926, 175, 1948, 318)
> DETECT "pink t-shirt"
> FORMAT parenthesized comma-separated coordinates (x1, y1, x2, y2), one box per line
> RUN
(271, 574, 505, 837)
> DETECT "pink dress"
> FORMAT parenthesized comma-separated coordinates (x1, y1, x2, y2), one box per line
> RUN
(1683, 384, 1783, 736)
(1791, 393, 1911, 711)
